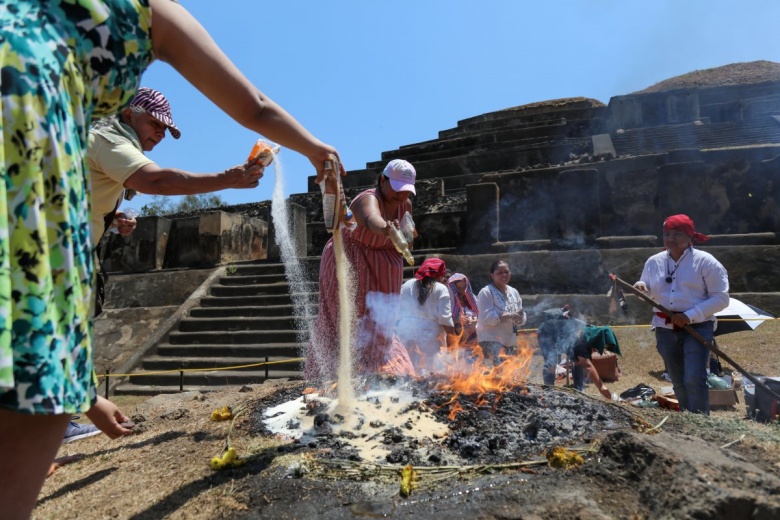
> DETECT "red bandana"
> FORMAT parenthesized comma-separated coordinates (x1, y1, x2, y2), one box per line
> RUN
(663, 214, 710, 244)
(414, 258, 446, 280)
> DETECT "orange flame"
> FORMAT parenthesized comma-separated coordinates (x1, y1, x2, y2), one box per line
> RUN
(380, 331, 537, 422)
(447, 399, 464, 420)
(435, 334, 535, 395)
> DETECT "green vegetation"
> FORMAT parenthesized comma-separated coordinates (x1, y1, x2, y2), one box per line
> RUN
(140, 194, 225, 216)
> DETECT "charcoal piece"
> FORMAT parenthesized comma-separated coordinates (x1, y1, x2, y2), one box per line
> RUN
(459, 441, 482, 458)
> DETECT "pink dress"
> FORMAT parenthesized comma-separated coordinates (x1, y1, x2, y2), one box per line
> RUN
(306, 189, 414, 380)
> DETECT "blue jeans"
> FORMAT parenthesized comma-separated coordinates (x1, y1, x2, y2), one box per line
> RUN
(480, 341, 509, 365)
(655, 322, 714, 414)
(542, 354, 585, 390)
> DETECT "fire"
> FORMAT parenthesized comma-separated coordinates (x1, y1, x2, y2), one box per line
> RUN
(447, 400, 464, 420)
(436, 333, 535, 395)
(378, 331, 537, 422)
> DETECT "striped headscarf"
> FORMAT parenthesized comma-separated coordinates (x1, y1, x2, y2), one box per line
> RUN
(447, 273, 478, 322)
(129, 87, 181, 139)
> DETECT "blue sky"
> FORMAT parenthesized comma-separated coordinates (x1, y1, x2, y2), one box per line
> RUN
(137, 0, 780, 210)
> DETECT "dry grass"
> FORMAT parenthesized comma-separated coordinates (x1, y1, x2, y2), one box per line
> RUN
(593, 318, 780, 417)
(34, 319, 780, 519)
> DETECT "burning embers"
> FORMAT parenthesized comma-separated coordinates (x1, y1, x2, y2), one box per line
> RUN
(261, 339, 630, 468)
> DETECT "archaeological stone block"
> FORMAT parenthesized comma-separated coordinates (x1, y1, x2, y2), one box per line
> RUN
(101, 216, 171, 272)
(164, 211, 267, 268)
(465, 183, 499, 247)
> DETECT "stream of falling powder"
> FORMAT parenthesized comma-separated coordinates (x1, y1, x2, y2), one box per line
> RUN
(270, 152, 355, 411)
(269, 152, 315, 356)
(332, 229, 356, 411)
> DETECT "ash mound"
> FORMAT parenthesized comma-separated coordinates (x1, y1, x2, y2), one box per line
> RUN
(252, 378, 632, 468)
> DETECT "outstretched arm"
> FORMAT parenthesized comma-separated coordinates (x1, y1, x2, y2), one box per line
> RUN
(578, 359, 613, 399)
(149, 0, 340, 182)
(85, 396, 134, 439)
(124, 161, 263, 195)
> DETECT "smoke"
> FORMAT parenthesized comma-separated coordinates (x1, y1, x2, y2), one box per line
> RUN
(357, 291, 402, 347)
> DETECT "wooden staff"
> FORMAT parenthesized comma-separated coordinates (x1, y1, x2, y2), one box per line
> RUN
(610, 274, 780, 404)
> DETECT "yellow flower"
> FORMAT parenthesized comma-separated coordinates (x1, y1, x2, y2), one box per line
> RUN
(547, 446, 584, 469)
(400, 464, 417, 497)
(210, 406, 233, 421)
(210, 447, 246, 470)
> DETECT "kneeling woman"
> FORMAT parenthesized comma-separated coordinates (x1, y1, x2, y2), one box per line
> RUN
(396, 259, 456, 372)
(568, 326, 620, 400)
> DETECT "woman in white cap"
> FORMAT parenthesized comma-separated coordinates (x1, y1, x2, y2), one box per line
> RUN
(307, 160, 418, 380)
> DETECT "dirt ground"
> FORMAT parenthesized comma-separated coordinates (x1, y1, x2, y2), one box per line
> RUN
(35, 320, 780, 520)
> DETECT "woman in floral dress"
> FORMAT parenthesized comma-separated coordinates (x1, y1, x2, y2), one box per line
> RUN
(0, 1, 340, 516)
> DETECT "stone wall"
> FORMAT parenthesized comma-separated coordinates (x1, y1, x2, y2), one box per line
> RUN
(94, 269, 215, 375)
(476, 147, 780, 247)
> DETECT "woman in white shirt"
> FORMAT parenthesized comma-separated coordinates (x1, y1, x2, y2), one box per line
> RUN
(396, 258, 456, 372)
(476, 260, 526, 365)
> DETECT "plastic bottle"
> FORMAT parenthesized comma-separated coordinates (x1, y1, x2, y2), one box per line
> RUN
(400, 211, 418, 243)
(387, 223, 414, 266)
(109, 208, 139, 234)
(247, 139, 281, 167)
(320, 156, 355, 233)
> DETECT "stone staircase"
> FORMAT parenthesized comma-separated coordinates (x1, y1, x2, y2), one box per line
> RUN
(114, 260, 320, 395)
(113, 254, 432, 395)
(309, 101, 607, 193)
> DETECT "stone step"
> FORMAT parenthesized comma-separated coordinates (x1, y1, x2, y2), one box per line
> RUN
(441, 115, 606, 140)
(198, 293, 319, 307)
(113, 380, 300, 396)
(414, 116, 600, 151)
(141, 355, 301, 371)
(117, 369, 303, 389)
(440, 115, 571, 139)
(326, 146, 564, 192)
(209, 281, 319, 297)
(226, 262, 287, 275)
(189, 304, 317, 318)
(367, 134, 591, 170)
(168, 329, 303, 345)
(381, 122, 575, 162)
(157, 342, 304, 358)
(178, 316, 315, 333)
(449, 104, 607, 132)
(219, 273, 289, 285)
(225, 260, 321, 277)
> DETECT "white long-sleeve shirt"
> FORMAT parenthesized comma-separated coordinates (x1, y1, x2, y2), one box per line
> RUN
(396, 279, 454, 356)
(639, 247, 729, 329)
(476, 284, 526, 346)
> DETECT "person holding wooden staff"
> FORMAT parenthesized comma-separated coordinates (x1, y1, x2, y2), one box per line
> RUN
(634, 214, 729, 414)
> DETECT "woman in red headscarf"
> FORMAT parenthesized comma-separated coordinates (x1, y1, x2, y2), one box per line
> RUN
(396, 259, 456, 372)
(634, 214, 729, 414)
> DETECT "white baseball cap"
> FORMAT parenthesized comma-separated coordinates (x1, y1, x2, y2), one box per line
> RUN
(382, 159, 416, 195)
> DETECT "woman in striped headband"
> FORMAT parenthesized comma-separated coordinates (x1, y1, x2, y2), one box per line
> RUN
(447, 273, 479, 348)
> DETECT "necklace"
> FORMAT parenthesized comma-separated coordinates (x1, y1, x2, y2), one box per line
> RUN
(665, 250, 687, 283)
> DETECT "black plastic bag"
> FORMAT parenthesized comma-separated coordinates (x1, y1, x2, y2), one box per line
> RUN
(619, 383, 656, 401)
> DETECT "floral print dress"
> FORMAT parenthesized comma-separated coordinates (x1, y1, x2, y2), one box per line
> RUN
(0, 0, 154, 414)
